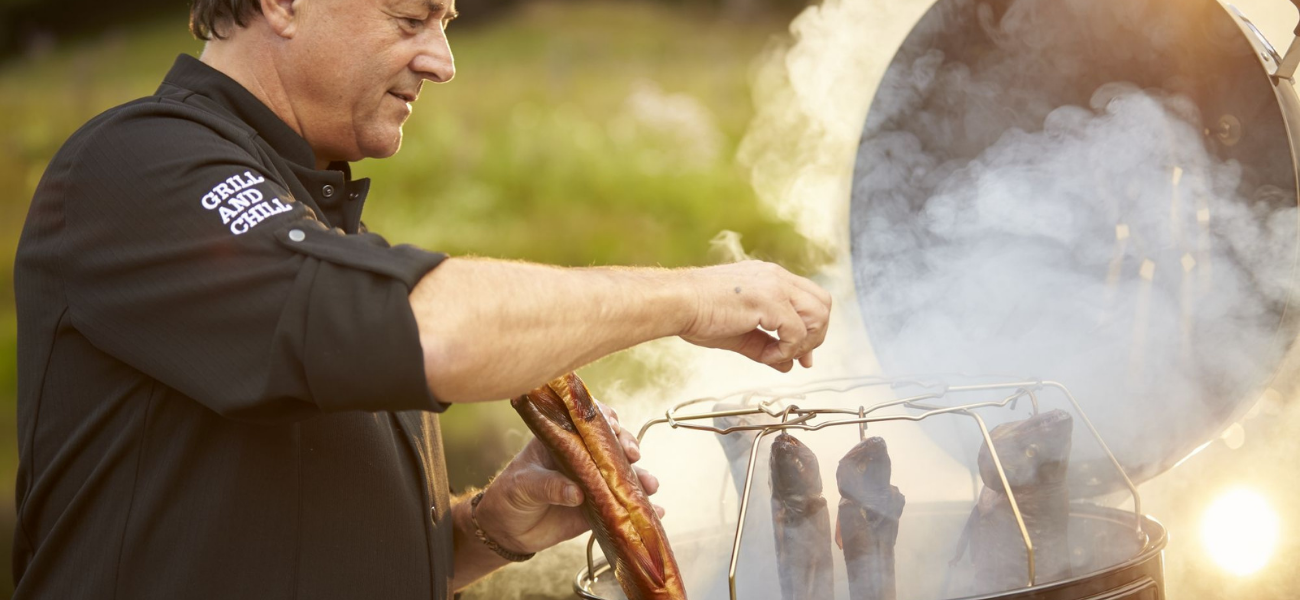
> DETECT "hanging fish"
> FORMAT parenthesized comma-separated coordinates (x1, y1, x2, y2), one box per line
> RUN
(835, 437, 906, 600)
(713, 401, 779, 498)
(770, 432, 835, 600)
(955, 409, 1073, 593)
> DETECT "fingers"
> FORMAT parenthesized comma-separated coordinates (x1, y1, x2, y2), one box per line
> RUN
(654, 504, 666, 519)
(596, 400, 620, 430)
(758, 299, 807, 366)
(789, 271, 833, 309)
(722, 329, 781, 364)
(523, 436, 559, 470)
(788, 285, 830, 364)
(774, 273, 830, 368)
(634, 466, 659, 495)
(754, 283, 830, 369)
(596, 400, 642, 462)
(617, 425, 641, 463)
(506, 467, 584, 509)
(798, 351, 815, 369)
(505, 451, 657, 511)
(736, 265, 831, 370)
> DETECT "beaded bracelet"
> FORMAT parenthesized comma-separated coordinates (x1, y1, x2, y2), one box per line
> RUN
(469, 491, 536, 563)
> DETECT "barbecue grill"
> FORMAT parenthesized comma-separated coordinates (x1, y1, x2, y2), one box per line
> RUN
(573, 0, 1300, 597)
(574, 378, 1166, 600)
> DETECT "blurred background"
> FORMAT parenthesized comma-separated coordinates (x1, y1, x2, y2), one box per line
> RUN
(2, 0, 1300, 599)
(0, 0, 823, 597)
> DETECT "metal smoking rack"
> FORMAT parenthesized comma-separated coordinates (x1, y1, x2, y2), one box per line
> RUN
(576, 376, 1145, 600)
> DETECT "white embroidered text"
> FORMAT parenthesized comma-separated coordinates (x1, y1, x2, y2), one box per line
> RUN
(200, 170, 294, 235)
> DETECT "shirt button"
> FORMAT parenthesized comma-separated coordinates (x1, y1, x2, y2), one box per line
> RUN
(349, 191, 360, 201)
(430, 504, 437, 522)
(322, 184, 336, 198)
(288, 229, 306, 242)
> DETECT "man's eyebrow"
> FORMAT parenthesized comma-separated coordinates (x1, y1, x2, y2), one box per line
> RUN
(426, 0, 459, 20)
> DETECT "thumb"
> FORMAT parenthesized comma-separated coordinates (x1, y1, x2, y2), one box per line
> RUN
(513, 468, 584, 508)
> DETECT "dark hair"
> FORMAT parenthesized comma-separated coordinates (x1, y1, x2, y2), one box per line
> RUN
(189, 0, 264, 41)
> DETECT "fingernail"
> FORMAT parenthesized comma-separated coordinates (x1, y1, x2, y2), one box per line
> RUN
(566, 487, 582, 505)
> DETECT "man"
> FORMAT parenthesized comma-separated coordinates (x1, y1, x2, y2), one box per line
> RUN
(11, 0, 832, 597)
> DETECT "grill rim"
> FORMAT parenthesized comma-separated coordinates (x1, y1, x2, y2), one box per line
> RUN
(573, 503, 1168, 600)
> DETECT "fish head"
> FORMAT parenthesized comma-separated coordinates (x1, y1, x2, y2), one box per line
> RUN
(978, 409, 1073, 491)
(769, 432, 823, 501)
(836, 436, 892, 504)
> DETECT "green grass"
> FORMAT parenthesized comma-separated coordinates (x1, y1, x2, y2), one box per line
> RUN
(0, 2, 815, 597)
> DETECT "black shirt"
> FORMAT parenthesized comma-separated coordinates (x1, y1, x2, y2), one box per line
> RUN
(13, 55, 457, 599)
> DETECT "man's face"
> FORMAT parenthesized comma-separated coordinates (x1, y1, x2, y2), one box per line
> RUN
(281, 0, 456, 164)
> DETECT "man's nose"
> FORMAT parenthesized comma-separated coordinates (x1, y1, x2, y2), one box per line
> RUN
(411, 31, 455, 84)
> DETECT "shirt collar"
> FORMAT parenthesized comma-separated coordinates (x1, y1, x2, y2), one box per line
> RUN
(159, 54, 321, 171)
(159, 54, 373, 232)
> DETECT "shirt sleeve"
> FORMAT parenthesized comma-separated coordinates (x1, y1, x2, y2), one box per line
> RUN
(56, 105, 448, 422)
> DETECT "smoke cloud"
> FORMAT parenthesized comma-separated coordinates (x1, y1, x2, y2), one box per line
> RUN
(856, 80, 1296, 479)
(851, 0, 1299, 492)
(474, 0, 1300, 598)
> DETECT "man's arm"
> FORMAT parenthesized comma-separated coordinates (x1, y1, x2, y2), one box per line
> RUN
(410, 258, 832, 403)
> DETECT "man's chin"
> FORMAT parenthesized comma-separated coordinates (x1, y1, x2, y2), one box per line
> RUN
(361, 131, 403, 160)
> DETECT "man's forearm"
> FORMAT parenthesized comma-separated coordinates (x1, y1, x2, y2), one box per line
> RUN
(410, 257, 692, 403)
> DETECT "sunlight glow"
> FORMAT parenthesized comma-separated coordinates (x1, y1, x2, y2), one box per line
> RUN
(1201, 488, 1279, 576)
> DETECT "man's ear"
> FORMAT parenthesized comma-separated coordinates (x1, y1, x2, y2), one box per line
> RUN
(260, 0, 301, 38)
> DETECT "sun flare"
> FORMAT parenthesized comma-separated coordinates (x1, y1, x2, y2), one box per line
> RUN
(1201, 488, 1280, 576)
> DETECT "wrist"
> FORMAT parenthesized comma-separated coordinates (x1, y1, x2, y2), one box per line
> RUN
(667, 268, 702, 338)
(640, 268, 698, 338)
(467, 488, 536, 561)
(578, 266, 694, 340)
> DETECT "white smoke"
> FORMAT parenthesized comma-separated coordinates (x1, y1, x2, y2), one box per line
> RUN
(472, 0, 1300, 598)
(737, 0, 935, 250)
(850, 0, 1300, 492)
(856, 79, 1297, 477)
(732, 0, 1300, 598)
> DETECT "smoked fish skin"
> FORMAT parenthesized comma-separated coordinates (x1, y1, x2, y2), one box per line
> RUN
(969, 409, 1074, 592)
(836, 437, 905, 600)
(712, 402, 779, 498)
(513, 374, 686, 600)
(769, 432, 835, 600)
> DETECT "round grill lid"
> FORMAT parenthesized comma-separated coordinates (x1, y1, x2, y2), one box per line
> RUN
(850, 0, 1300, 496)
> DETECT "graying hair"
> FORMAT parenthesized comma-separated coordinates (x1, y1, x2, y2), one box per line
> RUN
(189, 0, 264, 41)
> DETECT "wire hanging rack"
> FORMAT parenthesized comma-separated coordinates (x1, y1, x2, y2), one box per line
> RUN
(576, 375, 1143, 600)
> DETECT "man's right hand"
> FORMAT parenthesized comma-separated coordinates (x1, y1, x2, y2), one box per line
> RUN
(679, 261, 832, 372)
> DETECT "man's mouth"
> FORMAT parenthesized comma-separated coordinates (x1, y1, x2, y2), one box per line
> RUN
(388, 91, 416, 103)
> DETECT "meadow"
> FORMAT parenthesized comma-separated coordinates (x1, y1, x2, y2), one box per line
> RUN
(0, 2, 820, 596)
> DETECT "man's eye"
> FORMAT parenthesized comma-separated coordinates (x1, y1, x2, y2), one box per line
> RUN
(403, 17, 425, 30)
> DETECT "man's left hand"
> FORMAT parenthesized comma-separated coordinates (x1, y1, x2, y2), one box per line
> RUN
(471, 402, 662, 555)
